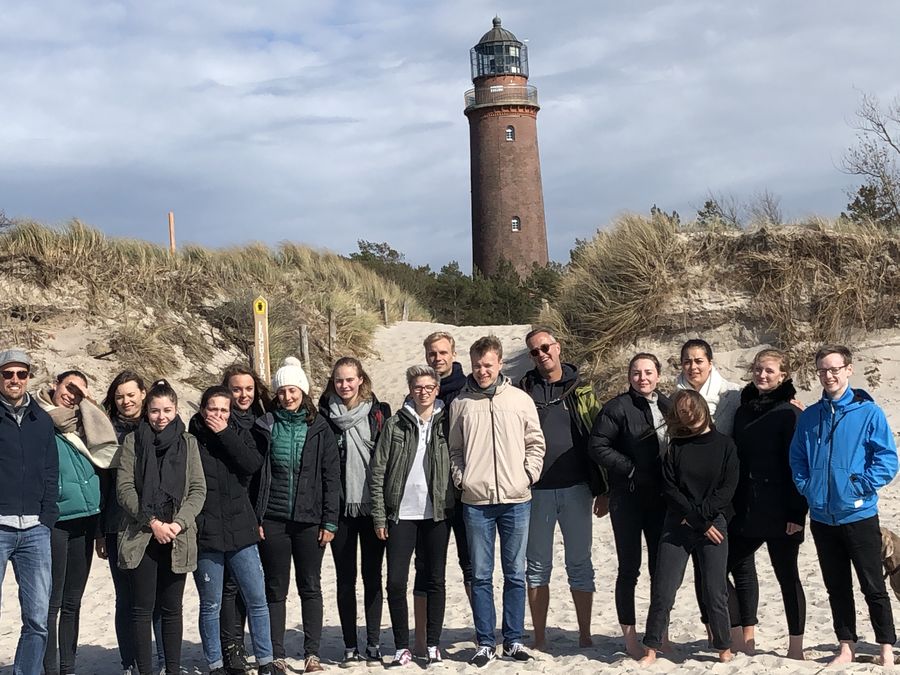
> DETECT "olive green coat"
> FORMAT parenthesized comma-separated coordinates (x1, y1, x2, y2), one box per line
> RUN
(115, 430, 207, 574)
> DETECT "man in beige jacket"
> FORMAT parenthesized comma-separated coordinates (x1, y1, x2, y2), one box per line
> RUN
(448, 336, 545, 668)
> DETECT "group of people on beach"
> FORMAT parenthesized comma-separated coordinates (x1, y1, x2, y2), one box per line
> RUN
(0, 328, 897, 674)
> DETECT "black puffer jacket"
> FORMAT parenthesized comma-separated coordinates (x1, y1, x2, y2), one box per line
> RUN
(189, 413, 263, 552)
(252, 411, 341, 528)
(100, 415, 140, 534)
(588, 388, 671, 495)
(731, 380, 806, 540)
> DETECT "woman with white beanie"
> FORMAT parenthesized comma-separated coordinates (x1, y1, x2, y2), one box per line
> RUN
(252, 357, 340, 674)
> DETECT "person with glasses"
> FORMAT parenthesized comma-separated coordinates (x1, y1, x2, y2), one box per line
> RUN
(448, 336, 545, 668)
(0, 348, 59, 675)
(790, 344, 898, 667)
(369, 365, 454, 668)
(517, 327, 604, 651)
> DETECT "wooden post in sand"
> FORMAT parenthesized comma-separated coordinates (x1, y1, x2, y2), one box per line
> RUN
(402, 299, 409, 321)
(168, 212, 176, 255)
(541, 298, 550, 314)
(252, 296, 271, 384)
(328, 309, 337, 358)
(380, 299, 389, 325)
(300, 325, 310, 373)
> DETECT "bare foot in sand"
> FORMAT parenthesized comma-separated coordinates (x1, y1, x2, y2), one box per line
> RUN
(786, 634, 805, 661)
(828, 641, 855, 666)
(879, 644, 895, 669)
(621, 626, 642, 659)
(638, 648, 657, 667)
(719, 648, 734, 663)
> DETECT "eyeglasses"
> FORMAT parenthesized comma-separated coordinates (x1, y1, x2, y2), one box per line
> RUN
(412, 385, 437, 394)
(529, 343, 556, 358)
(1, 370, 29, 381)
(816, 365, 848, 378)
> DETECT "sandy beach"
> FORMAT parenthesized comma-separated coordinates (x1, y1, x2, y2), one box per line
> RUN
(3, 320, 900, 673)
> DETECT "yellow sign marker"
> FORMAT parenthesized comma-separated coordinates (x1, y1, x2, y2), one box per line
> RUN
(252, 295, 271, 384)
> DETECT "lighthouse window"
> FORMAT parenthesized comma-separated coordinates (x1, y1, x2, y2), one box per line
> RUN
(511, 217, 521, 232)
(505, 126, 515, 142)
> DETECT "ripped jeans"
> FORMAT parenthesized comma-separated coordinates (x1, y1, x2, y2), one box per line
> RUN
(194, 544, 273, 669)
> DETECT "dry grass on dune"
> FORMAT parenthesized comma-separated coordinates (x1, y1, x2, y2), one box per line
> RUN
(547, 214, 900, 397)
(0, 219, 429, 379)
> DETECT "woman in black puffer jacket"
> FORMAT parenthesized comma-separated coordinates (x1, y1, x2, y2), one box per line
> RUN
(589, 353, 671, 659)
(727, 349, 806, 660)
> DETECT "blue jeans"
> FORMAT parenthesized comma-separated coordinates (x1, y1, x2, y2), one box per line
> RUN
(0, 524, 52, 675)
(464, 502, 530, 647)
(194, 545, 273, 669)
(526, 483, 595, 591)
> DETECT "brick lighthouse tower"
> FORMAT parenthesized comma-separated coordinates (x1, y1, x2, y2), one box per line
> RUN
(465, 16, 548, 278)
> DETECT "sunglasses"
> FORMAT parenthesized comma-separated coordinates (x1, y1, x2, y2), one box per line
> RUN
(529, 343, 556, 358)
(1, 370, 30, 381)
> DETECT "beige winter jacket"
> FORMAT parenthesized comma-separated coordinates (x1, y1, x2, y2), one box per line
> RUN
(448, 376, 545, 505)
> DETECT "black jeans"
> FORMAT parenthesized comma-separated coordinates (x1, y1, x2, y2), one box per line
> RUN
(258, 518, 325, 658)
(329, 513, 385, 649)
(220, 566, 248, 650)
(130, 539, 187, 675)
(810, 515, 896, 644)
(44, 515, 97, 675)
(414, 506, 472, 595)
(107, 533, 165, 671)
(644, 517, 731, 651)
(608, 489, 665, 625)
(386, 519, 450, 649)
(727, 533, 805, 635)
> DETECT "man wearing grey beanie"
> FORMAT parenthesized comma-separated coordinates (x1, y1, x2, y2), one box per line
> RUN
(0, 348, 59, 675)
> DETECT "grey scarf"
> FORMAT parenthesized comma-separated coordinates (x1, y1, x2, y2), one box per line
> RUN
(328, 395, 374, 517)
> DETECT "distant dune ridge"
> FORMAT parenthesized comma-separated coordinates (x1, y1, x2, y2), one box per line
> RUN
(2, 217, 900, 671)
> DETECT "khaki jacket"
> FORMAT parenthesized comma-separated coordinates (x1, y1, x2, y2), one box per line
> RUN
(448, 377, 545, 505)
(115, 430, 207, 574)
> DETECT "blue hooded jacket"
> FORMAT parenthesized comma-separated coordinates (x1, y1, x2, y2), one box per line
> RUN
(789, 387, 897, 526)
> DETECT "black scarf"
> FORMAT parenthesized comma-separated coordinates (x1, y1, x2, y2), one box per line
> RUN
(229, 407, 256, 433)
(439, 362, 467, 401)
(135, 416, 187, 524)
(740, 379, 797, 412)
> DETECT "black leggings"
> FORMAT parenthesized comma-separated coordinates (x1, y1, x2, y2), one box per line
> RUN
(386, 519, 450, 649)
(330, 513, 385, 650)
(130, 539, 187, 675)
(44, 515, 97, 675)
(258, 518, 325, 659)
(727, 533, 805, 635)
(220, 566, 248, 650)
(608, 489, 665, 626)
(414, 505, 472, 594)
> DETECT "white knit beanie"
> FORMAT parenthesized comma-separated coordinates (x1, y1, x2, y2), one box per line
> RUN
(272, 356, 310, 395)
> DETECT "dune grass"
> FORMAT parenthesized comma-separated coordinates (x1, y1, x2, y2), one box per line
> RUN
(549, 215, 900, 395)
(0, 219, 429, 381)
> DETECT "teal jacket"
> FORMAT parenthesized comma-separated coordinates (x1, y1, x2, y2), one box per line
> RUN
(56, 434, 101, 522)
(370, 404, 454, 529)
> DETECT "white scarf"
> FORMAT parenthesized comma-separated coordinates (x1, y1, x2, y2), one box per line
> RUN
(676, 364, 726, 418)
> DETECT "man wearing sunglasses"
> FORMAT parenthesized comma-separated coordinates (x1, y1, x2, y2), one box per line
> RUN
(0, 348, 59, 675)
(789, 344, 897, 667)
(518, 327, 606, 651)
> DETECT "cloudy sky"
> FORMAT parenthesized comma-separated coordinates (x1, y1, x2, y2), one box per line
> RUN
(3, 1, 900, 270)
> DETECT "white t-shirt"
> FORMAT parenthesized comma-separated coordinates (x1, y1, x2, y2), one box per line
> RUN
(398, 402, 437, 520)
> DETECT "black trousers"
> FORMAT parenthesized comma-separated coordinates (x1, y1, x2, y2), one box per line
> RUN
(726, 533, 805, 635)
(810, 515, 896, 644)
(220, 566, 248, 650)
(329, 513, 385, 649)
(608, 489, 665, 626)
(44, 515, 97, 675)
(414, 506, 472, 594)
(386, 519, 450, 649)
(644, 518, 731, 651)
(258, 518, 325, 658)
(130, 539, 187, 675)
